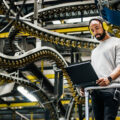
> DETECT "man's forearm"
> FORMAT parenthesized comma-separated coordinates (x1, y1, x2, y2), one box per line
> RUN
(110, 65, 120, 80)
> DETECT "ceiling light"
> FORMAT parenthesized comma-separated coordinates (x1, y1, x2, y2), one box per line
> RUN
(65, 18, 82, 23)
(52, 20, 61, 24)
(17, 86, 38, 102)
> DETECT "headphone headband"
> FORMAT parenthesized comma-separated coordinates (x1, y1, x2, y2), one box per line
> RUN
(89, 18, 104, 27)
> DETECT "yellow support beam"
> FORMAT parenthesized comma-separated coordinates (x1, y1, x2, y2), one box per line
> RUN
(0, 32, 9, 38)
(61, 100, 70, 104)
(45, 74, 54, 79)
(52, 26, 89, 33)
(0, 100, 72, 108)
(26, 74, 55, 81)
(30, 112, 33, 120)
(0, 32, 29, 38)
(0, 26, 89, 38)
(0, 102, 39, 108)
(41, 60, 44, 73)
(26, 75, 37, 82)
(83, 117, 120, 120)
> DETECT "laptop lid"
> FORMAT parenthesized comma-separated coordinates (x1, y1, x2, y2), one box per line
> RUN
(65, 61, 98, 87)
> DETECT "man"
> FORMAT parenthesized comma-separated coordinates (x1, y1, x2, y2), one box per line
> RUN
(89, 17, 120, 120)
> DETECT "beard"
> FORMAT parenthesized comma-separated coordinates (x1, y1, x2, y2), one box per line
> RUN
(95, 30, 106, 41)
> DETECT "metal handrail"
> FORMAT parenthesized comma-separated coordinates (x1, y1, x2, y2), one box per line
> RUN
(84, 83, 120, 120)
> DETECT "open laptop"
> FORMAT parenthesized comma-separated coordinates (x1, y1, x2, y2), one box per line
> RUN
(65, 61, 98, 87)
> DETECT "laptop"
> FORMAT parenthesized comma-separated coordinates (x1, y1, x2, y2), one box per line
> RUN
(65, 61, 98, 87)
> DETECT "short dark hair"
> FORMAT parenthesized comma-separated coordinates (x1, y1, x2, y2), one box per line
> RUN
(89, 17, 104, 27)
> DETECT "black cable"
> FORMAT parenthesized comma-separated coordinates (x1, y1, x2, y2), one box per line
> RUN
(4, 0, 26, 20)
(3, 26, 20, 55)
(15, 0, 26, 20)
(9, 0, 25, 17)
(0, 20, 14, 33)
(5, 0, 16, 18)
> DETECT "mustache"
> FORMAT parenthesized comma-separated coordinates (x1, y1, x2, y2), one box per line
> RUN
(95, 34, 101, 37)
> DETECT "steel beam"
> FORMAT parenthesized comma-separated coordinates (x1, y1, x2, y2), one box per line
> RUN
(0, 102, 39, 108)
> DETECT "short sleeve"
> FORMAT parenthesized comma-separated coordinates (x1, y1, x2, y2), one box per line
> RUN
(115, 42, 120, 66)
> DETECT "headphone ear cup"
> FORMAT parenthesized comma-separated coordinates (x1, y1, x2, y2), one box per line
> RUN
(89, 28, 94, 36)
(103, 22, 109, 31)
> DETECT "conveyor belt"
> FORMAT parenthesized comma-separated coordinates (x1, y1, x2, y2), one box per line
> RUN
(0, 72, 59, 120)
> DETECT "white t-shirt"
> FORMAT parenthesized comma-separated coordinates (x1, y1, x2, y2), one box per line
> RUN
(91, 37, 120, 82)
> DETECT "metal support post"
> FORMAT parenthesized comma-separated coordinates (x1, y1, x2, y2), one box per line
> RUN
(78, 104, 83, 120)
(45, 110, 50, 120)
(54, 68, 63, 100)
(34, 0, 42, 48)
(85, 89, 89, 120)
(54, 69, 59, 96)
(85, 83, 120, 120)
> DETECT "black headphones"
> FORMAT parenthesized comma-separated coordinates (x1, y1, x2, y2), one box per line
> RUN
(89, 18, 108, 36)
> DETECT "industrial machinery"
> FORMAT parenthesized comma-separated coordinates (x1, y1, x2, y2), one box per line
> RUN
(0, 0, 119, 120)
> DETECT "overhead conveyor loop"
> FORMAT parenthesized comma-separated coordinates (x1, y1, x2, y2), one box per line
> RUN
(1, 0, 120, 119)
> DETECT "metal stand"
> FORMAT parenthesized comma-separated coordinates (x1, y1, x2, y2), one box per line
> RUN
(84, 83, 120, 120)
(85, 89, 89, 120)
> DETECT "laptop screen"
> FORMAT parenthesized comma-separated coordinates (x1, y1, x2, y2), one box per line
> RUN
(65, 61, 98, 87)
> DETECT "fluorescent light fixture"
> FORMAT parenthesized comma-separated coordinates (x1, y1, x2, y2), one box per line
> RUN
(52, 20, 61, 24)
(64, 16, 99, 23)
(65, 18, 82, 23)
(17, 86, 38, 102)
(83, 16, 99, 21)
(52, 16, 99, 24)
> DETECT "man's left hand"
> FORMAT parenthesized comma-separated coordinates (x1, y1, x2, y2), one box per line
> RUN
(96, 77, 110, 86)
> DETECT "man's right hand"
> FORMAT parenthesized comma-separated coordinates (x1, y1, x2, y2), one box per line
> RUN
(96, 77, 110, 86)
(80, 88, 85, 96)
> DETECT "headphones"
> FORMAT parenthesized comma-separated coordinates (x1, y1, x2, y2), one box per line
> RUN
(89, 18, 109, 36)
